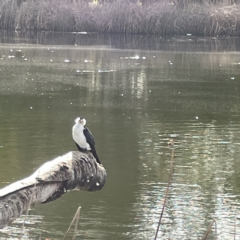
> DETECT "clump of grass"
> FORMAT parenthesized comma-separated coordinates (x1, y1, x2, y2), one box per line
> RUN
(1, 0, 240, 37)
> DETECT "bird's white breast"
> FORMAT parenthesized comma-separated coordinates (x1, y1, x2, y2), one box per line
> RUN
(72, 123, 91, 150)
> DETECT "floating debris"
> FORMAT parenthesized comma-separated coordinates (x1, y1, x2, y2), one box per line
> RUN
(8, 55, 15, 59)
(81, 70, 94, 73)
(76, 69, 94, 73)
(120, 55, 146, 60)
(84, 59, 93, 63)
(231, 77, 235, 80)
(131, 55, 140, 60)
(219, 141, 231, 144)
(98, 69, 115, 73)
(170, 134, 179, 137)
(64, 59, 70, 63)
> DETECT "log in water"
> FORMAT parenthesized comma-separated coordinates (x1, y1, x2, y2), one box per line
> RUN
(0, 151, 107, 229)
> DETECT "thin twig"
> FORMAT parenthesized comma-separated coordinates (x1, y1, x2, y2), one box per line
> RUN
(63, 206, 81, 240)
(154, 140, 174, 240)
(72, 207, 81, 240)
(202, 219, 217, 240)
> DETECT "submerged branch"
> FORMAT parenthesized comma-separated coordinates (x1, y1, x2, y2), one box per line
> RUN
(0, 151, 106, 229)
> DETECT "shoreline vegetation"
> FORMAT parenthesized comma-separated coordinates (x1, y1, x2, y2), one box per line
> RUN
(0, 0, 240, 36)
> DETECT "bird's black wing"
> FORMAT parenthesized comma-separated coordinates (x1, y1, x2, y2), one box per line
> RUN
(83, 127, 95, 149)
(83, 127, 101, 164)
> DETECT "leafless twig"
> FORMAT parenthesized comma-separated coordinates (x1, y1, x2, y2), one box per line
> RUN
(154, 140, 174, 240)
(63, 206, 82, 240)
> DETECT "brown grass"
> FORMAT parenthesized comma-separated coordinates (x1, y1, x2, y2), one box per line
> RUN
(0, 0, 240, 36)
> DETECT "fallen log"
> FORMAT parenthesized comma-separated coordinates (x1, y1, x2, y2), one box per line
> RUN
(0, 151, 106, 229)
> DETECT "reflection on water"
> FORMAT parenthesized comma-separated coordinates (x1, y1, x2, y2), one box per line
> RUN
(133, 120, 240, 239)
(0, 33, 240, 239)
(1, 30, 240, 52)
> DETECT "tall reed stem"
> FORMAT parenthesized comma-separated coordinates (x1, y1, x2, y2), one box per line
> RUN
(154, 140, 174, 240)
(63, 206, 81, 240)
(202, 219, 217, 240)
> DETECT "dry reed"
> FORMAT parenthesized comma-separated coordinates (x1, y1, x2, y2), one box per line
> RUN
(63, 206, 82, 240)
(0, 0, 240, 35)
(202, 219, 217, 240)
(154, 140, 174, 240)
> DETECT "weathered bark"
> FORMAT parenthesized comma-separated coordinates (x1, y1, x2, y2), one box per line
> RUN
(0, 151, 106, 229)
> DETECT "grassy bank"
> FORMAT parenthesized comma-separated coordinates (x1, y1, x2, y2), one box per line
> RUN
(0, 0, 240, 36)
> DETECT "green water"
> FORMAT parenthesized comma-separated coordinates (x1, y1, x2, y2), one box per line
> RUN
(0, 33, 240, 239)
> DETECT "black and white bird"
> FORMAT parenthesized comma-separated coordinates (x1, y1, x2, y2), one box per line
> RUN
(72, 117, 101, 164)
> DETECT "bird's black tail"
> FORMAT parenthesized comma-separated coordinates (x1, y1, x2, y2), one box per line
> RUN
(74, 142, 101, 164)
(91, 149, 101, 165)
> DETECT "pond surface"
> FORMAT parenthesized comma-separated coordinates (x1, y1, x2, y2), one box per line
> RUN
(0, 32, 240, 239)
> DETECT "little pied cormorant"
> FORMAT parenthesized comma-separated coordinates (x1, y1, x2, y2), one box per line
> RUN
(72, 117, 101, 164)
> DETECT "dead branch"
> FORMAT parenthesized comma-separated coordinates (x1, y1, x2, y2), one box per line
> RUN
(0, 151, 106, 229)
